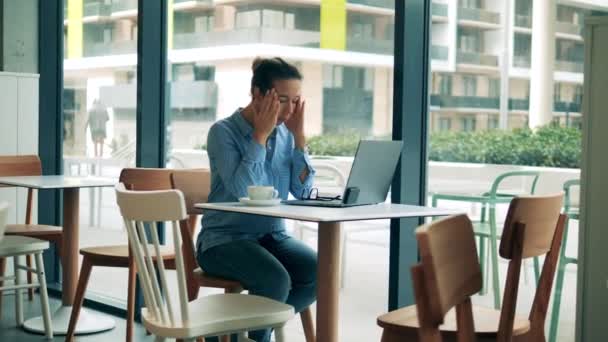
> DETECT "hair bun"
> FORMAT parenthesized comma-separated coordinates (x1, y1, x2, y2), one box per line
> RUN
(252, 57, 265, 71)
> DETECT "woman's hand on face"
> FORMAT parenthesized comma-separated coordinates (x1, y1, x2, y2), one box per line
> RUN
(252, 89, 280, 145)
(285, 98, 306, 149)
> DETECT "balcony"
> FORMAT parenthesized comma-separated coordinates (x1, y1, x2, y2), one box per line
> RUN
(458, 7, 500, 25)
(431, 45, 449, 61)
(173, 28, 320, 49)
(513, 55, 531, 68)
(171, 81, 218, 109)
(99, 81, 218, 109)
(111, 0, 137, 13)
(508, 99, 581, 112)
(84, 40, 137, 57)
(432, 2, 448, 18)
(347, 0, 394, 9)
(555, 60, 584, 73)
(430, 95, 499, 109)
(347, 38, 393, 55)
(457, 51, 498, 67)
(556, 21, 583, 36)
(84, 1, 112, 17)
(514, 14, 532, 28)
(174, 0, 212, 4)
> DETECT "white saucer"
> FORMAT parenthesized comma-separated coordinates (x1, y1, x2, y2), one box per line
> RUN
(239, 197, 282, 206)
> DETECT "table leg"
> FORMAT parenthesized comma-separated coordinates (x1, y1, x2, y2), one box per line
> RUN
(23, 187, 115, 335)
(316, 222, 341, 342)
(62, 187, 79, 305)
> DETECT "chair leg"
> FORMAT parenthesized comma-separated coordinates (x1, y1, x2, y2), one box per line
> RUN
(0, 257, 5, 319)
(301, 307, 316, 342)
(275, 325, 286, 342)
(34, 252, 53, 339)
(66, 256, 94, 341)
(26, 255, 34, 301)
(127, 258, 137, 342)
(489, 207, 501, 309)
(533, 256, 541, 286)
(549, 219, 572, 342)
(479, 236, 487, 295)
(14, 255, 24, 326)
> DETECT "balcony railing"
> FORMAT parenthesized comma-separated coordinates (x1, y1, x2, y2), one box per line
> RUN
(99, 81, 218, 109)
(432, 2, 448, 17)
(514, 14, 532, 28)
(508, 99, 581, 112)
(347, 0, 393, 9)
(431, 45, 449, 61)
(556, 21, 583, 36)
(430, 95, 499, 109)
(513, 55, 531, 68)
(555, 60, 584, 73)
(173, 28, 320, 49)
(347, 38, 393, 55)
(84, 1, 112, 17)
(457, 51, 498, 67)
(174, 0, 213, 4)
(84, 40, 137, 57)
(111, 0, 137, 13)
(458, 7, 500, 25)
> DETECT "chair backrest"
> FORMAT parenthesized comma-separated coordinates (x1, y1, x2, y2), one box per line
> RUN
(0, 155, 43, 224)
(170, 169, 211, 286)
(496, 193, 566, 342)
(170, 169, 211, 215)
(489, 170, 540, 198)
(119, 168, 173, 191)
(412, 214, 482, 342)
(0, 202, 9, 242)
(115, 183, 190, 327)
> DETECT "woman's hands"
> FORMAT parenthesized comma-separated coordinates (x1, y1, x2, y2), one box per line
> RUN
(252, 89, 280, 146)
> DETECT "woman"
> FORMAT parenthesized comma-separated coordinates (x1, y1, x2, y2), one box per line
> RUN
(197, 57, 317, 342)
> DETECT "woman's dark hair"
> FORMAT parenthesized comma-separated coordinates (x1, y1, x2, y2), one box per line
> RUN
(251, 57, 302, 95)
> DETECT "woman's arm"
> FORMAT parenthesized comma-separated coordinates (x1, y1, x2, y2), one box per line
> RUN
(207, 123, 270, 199)
(289, 146, 315, 199)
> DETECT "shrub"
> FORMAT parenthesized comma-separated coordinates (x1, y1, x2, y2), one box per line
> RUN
(307, 125, 581, 168)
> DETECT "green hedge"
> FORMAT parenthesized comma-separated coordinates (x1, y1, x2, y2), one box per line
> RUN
(308, 125, 582, 168)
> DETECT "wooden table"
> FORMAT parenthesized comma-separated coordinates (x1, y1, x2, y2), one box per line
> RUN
(195, 202, 458, 342)
(0, 175, 116, 335)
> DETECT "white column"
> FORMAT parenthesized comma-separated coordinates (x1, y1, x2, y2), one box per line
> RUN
(300, 62, 323, 136)
(529, 0, 556, 128)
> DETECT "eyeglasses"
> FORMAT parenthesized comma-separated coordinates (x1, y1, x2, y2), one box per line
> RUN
(301, 188, 342, 202)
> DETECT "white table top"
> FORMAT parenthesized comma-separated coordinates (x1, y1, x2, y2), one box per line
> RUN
(0, 175, 116, 189)
(195, 202, 461, 223)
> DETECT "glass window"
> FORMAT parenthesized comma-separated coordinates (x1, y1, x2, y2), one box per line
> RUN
(463, 75, 477, 96)
(62, 0, 138, 302)
(166, 1, 394, 340)
(460, 116, 476, 132)
(439, 117, 452, 131)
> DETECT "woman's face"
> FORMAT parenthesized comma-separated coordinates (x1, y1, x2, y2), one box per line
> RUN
(254, 79, 302, 125)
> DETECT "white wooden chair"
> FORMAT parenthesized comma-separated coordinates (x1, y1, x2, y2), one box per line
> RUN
(0, 202, 52, 339)
(114, 183, 294, 342)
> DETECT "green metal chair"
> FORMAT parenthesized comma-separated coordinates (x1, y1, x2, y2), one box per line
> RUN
(431, 170, 541, 309)
(548, 179, 580, 342)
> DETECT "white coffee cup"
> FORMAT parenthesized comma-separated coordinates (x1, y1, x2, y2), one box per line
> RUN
(247, 186, 279, 200)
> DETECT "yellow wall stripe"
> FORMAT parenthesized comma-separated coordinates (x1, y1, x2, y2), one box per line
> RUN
(67, 0, 83, 59)
(320, 0, 347, 51)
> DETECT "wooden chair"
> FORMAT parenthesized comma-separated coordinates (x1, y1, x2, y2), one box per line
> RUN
(66, 168, 177, 342)
(378, 214, 482, 342)
(0, 155, 63, 312)
(170, 169, 316, 342)
(114, 183, 294, 342)
(0, 201, 53, 339)
(378, 193, 565, 342)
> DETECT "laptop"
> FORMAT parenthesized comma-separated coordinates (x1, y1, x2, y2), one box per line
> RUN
(283, 140, 403, 208)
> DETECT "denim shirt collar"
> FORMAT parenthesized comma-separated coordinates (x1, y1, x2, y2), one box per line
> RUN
(233, 109, 254, 137)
